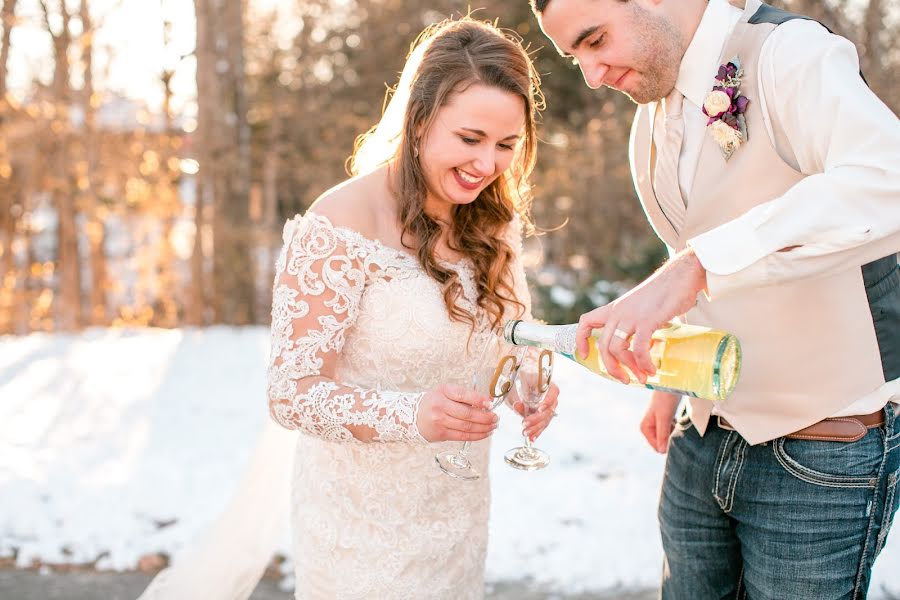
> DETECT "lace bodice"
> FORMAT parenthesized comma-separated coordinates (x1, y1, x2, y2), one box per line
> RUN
(267, 212, 531, 444)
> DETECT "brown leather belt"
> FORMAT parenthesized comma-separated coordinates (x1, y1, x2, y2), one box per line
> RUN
(717, 410, 885, 443)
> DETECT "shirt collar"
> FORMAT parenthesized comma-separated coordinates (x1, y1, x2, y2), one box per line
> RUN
(675, 0, 743, 108)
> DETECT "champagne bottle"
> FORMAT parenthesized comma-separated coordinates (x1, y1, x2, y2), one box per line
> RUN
(502, 320, 741, 401)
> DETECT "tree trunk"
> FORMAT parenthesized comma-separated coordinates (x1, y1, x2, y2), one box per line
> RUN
(0, 0, 16, 103)
(185, 176, 206, 325)
(0, 0, 18, 333)
(79, 0, 109, 326)
(195, 0, 254, 325)
(860, 0, 883, 92)
(258, 69, 285, 323)
(42, 0, 82, 330)
(187, 0, 213, 326)
(153, 10, 180, 328)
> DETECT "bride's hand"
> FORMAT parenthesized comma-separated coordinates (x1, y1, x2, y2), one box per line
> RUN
(416, 384, 499, 443)
(513, 382, 560, 442)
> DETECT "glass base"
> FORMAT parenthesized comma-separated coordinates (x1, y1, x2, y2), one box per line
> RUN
(504, 446, 550, 471)
(435, 451, 480, 480)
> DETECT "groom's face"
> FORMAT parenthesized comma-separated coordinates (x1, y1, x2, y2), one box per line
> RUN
(537, 0, 681, 104)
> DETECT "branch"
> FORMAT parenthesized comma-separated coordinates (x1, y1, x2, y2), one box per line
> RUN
(38, 0, 56, 40)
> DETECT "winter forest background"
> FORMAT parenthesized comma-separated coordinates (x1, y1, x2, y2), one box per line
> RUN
(0, 0, 898, 333)
(1, 0, 899, 596)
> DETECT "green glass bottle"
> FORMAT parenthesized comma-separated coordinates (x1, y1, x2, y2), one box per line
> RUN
(503, 320, 741, 401)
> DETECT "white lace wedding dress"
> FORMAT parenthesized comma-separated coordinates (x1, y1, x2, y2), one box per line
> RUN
(267, 211, 530, 600)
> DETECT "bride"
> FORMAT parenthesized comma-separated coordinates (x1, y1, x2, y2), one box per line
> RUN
(271, 17, 559, 599)
(139, 16, 559, 600)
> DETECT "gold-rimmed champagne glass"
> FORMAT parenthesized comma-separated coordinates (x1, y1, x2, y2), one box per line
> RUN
(435, 331, 526, 480)
(504, 349, 553, 471)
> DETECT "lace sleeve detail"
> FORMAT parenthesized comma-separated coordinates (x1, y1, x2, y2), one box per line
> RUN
(266, 214, 426, 444)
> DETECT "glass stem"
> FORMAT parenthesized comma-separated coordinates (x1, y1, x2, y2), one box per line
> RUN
(459, 441, 472, 458)
(522, 404, 535, 450)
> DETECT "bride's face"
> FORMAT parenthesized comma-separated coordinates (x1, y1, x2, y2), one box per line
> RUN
(417, 83, 525, 219)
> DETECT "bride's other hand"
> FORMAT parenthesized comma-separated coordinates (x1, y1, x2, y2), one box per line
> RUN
(517, 382, 559, 442)
(416, 384, 499, 443)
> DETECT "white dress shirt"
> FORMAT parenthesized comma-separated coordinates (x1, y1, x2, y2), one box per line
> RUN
(669, 0, 900, 415)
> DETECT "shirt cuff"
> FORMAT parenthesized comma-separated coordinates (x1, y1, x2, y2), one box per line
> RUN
(687, 216, 771, 277)
(701, 259, 771, 300)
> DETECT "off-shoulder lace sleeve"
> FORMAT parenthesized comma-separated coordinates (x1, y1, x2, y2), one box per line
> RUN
(266, 214, 427, 443)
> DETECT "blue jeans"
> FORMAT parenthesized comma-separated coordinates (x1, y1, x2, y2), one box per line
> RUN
(659, 404, 900, 600)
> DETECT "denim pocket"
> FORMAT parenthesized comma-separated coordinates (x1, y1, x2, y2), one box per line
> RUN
(887, 428, 900, 453)
(772, 433, 881, 489)
(673, 407, 693, 432)
(875, 468, 899, 557)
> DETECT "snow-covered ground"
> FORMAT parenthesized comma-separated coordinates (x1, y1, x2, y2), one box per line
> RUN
(0, 327, 897, 597)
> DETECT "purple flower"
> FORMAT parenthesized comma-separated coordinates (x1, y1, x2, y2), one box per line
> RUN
(716, 62, 738, 81)
(735, 95, 750, 114)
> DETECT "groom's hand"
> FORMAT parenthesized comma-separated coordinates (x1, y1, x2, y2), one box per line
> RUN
(575, 248, 707, 384)
(640, 391, 681, 453)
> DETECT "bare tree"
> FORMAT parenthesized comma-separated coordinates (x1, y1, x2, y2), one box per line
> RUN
(0, 0, 19, 317)
(0, 0, 14, 102)
(39, 0, 82, 330)
(187, 0, 212, 326)
(194, 0, 254, 325)
(75, 0, 112, 327)
(152, 8, 184, 327)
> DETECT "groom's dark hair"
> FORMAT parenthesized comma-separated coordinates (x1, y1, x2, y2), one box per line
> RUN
(531, 0, 629, 14)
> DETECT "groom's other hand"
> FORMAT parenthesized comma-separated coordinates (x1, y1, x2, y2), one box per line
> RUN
(576, 247, 708, 384)
(640, 392, 681, 453)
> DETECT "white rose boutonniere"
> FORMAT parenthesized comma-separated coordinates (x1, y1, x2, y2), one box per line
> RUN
(703, 90, 732, 118)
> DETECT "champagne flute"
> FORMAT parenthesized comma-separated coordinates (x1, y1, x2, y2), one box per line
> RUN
(504, 349, 553, 471)
(435, 331, 526, 480)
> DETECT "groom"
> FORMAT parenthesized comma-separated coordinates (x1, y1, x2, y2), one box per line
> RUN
(533, 0, 900, 597)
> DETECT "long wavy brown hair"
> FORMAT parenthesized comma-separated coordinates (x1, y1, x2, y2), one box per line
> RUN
(350, 17, 543, 331)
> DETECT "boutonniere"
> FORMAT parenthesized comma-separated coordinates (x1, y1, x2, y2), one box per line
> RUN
(703, 57, 750, 161)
